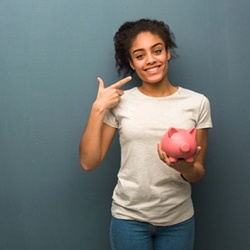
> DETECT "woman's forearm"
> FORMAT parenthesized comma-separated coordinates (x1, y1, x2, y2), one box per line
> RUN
(79, 103, 107, 171)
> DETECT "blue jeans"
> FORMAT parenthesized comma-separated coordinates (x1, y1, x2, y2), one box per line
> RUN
(110, 216, 194, 250)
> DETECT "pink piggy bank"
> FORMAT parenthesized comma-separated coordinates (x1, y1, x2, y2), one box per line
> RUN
(160, 127, 197, 162)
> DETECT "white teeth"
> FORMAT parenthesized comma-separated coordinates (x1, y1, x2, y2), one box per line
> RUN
(147, 67, 158, 73)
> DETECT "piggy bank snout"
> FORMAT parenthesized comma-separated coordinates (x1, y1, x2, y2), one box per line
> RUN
(180, 142, 191, 153)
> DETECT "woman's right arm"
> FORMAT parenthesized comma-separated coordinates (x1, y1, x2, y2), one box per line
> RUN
(79, 76, 131, 171)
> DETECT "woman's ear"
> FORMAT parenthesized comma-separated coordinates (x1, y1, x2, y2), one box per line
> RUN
(129, 60, 135, 70)
(167, 49, 171, 61)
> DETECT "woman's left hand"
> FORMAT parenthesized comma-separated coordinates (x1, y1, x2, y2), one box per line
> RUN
(157, 143, 201, 173)
(157, 129, 208, 182)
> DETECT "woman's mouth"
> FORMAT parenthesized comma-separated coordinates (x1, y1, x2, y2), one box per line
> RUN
(145, 66, 160, 74)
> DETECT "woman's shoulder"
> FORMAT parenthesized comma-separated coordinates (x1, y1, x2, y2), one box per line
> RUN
(124, 87, 137, 94)
(178, 87, 209, 99)
(122, 87, 140, 99)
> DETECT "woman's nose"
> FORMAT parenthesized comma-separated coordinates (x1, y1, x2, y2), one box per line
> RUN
(146, 53, 156, 64)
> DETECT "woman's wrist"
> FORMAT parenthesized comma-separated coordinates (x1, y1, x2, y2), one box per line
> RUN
(180, 162, 205, 183)
(180, 174, 188, 182)
(92, 101, 107, 115)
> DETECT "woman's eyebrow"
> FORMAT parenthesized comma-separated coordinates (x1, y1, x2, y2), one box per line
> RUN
(132, 43, 163, 54)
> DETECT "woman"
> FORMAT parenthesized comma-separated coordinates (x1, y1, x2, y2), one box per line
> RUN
(79, 18, 212, 250)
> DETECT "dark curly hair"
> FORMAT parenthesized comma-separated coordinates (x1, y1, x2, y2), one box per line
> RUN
(114, 18, 177, 76)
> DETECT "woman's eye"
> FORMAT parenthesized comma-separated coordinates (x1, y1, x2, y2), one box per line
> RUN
(154, 49, 162, 54)
(136, 54, 144, 59)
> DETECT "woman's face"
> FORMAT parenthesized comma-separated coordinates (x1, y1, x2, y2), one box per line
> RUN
(129, 32, 170, 85)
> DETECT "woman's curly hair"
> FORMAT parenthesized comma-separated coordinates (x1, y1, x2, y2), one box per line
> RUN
(113, 18, 177, 76)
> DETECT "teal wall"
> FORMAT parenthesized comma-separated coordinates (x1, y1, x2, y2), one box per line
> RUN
(1, 1, 250, 249)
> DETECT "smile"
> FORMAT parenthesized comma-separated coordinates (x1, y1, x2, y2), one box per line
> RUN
(145, 66, 160, 73)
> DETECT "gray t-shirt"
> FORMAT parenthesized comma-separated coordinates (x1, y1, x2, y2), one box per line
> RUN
(104, 87, 212, 226)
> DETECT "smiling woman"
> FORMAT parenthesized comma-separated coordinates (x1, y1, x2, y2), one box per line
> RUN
(129, 32, 172, 92)
(79, 18, 213, 250)
(114, 19, 177, 76)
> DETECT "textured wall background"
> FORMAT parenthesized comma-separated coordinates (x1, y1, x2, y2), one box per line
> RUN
(1, 0, 250, 249)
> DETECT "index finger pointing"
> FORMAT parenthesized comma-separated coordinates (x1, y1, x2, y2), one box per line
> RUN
(112, 76, 132, 89)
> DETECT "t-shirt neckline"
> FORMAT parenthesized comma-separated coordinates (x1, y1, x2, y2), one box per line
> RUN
(134, 86, 181, 100)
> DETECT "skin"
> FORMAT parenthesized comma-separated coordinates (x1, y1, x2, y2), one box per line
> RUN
(79, 31, 208, 183)
(79, 76, 131, 171)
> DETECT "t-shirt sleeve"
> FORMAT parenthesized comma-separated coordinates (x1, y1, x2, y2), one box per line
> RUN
(196, 95, 213, 129)
(104, 109, 119, 128)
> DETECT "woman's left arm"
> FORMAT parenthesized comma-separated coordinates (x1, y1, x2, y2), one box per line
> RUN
(158, 128, 209, 183)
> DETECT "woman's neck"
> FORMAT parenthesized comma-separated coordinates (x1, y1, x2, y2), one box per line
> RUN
(138, 81, 178, 97)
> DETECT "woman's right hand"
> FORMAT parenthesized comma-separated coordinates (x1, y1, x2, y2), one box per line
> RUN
(79, 76, 132, 171)
(95, 76, 132, 110)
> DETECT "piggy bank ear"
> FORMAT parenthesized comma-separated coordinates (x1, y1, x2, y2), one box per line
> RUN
(168, 127, 178, 137)
(188, 128, 196, 136)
